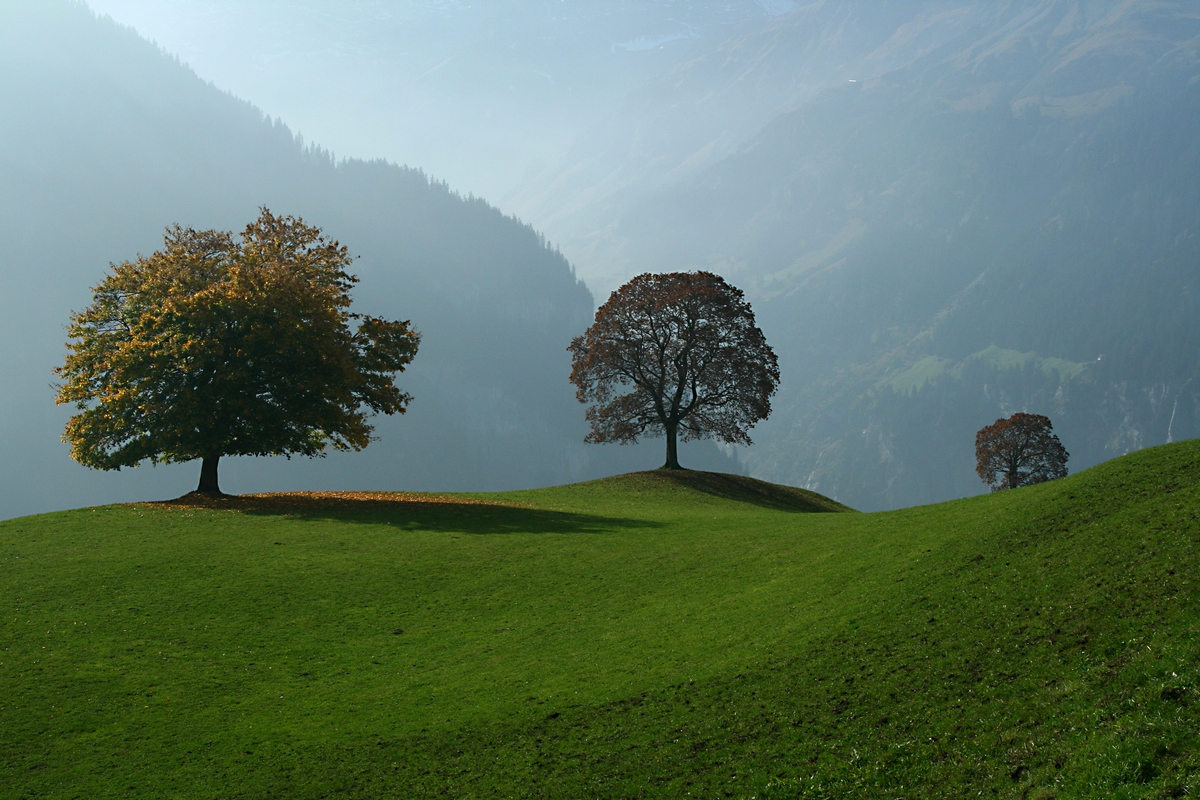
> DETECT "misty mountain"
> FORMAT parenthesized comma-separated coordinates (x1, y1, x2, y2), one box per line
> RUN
(5, 0, 1196, 517)
(506, 1, 1018, 291)
(84, 0, 800, 205)
(0, 1, 736, 519)
(603, 0, 1200, 509)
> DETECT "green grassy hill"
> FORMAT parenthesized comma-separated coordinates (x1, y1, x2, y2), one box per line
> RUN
(3, 444, 1199, 798)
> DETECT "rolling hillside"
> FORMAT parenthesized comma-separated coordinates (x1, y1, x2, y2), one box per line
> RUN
(3, 441, 1199, 796)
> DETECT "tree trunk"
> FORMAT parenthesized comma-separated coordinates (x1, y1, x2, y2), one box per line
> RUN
(663, 423, 682, 470)
(1005, 456, 1022, 490)
(197, 454, 221, 494)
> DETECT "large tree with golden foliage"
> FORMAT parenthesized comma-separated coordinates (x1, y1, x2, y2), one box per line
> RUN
(55, 209, 420, 495)
(975, 412, 1069, 491)
(568, 271, 778, 470)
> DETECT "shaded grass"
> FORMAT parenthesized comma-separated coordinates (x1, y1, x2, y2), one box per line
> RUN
(520, 468, 854, 513)
(2, 446, 1200, 797)
(149, 490, 662, 534)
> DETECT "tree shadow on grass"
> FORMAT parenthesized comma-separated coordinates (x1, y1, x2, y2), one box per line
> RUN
(636, 470, 854, 513)
(148, 491, 663, 535)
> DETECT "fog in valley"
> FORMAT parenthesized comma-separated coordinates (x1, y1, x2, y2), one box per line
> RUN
(3, 0, 1199, 518)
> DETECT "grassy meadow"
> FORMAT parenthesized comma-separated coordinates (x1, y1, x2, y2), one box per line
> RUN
(3, 446, 1200, 797)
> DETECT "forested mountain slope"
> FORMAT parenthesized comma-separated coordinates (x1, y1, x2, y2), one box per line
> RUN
(0, 1, 735, 519)
(605, 0, 1200, 509)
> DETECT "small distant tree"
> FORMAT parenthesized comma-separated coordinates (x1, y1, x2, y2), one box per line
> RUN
(55, 209, 420, 495)
(975, 412, 1069, 491)
(568, 271, 779, 470)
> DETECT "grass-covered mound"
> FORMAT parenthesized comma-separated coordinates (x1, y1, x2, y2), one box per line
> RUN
(2, 449, 1199, 797)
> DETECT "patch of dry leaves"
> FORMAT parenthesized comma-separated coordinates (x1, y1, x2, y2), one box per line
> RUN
(141, 491, 526, 514)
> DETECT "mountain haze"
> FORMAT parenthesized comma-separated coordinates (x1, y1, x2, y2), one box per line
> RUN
(84, 0, 802, 206)
(0, 1, 736, 519)
(580, 0, 1200, 508)
(4, 1, 1198, 514)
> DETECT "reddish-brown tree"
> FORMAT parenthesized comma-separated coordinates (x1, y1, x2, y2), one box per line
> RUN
(568, 271, 779, 470)
(975, 412, 1069, 491)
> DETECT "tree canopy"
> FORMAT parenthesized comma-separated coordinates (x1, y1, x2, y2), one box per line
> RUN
(568, 271, 779, 469)
(55, 209, 420, 494)
(975, 412, 1069, 491)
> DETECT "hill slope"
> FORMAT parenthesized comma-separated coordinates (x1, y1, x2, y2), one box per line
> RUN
(3, 442, 1200, 796)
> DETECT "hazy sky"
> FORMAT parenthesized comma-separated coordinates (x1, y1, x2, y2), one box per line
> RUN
(84, 1, 791, 205)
